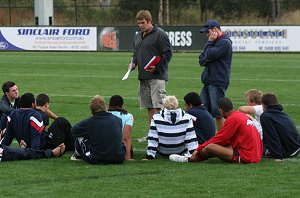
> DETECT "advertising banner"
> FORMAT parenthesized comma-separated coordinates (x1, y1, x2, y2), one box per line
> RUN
(98, 27, 120, 51)
(0, 27, 97, 51)
(1, 26, 300, 52)
(97, 26, 205, 51)
(223, 26, 300, 52)
(99, 26, 300, 52)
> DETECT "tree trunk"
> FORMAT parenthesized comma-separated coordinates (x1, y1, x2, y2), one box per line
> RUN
(270, 0, 280, 22)
(200, 0, 208, 22)
(166, 0, 169, 25)
(276, 0, 280, 18)
(159, 0, 163, 25)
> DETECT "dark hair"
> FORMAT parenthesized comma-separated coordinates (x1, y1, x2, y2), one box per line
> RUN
(262, 93, 278, 109)
(36, 93, 50, 106)
(108, 95, 128, 114)
(184, 92, 202, 106)
(20, 93, 35, 108)
(2, 81, 16, 93)
(218, 98, 233, 113)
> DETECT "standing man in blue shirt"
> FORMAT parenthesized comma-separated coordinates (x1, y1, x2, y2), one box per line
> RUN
(199, 20, 232, 131)
(130, 10, 172, 142)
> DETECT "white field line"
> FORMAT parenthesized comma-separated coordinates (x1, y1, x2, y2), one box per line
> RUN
(45, 93, 300, 107)
(1, 59, 300, 69)
(1, 73, 300, 82)
(45, 93, 300, 129)
(129, 148, 300, 158)
(48, 93, 138, 100)
(3, 72, 298, 106)
(283, 158, 300, 163)
(0, 73, 118, 78)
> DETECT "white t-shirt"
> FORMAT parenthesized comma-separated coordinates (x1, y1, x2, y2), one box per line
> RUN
(253, 105, 263, 123)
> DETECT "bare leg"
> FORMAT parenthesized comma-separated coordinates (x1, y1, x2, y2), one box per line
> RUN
(137, 108, 161, 142)
(215, 117, 225, 131)
(148, 108, 161, 126)
(202, 143, 233, 162)
(19, 140, 27, 148)
(52, 143, 66, 157)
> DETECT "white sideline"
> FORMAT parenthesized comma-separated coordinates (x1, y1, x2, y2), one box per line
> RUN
(1, 73, 300, 82)
(34, 93, 300, 109)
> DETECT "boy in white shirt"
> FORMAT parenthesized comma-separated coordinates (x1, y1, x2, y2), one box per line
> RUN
(238, 89, 263, 123)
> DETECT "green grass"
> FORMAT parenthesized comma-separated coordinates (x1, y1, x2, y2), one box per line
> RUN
(0, 51, 299, 197)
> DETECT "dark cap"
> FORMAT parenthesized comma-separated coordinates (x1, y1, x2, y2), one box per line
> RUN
(200, 20, 220, 33)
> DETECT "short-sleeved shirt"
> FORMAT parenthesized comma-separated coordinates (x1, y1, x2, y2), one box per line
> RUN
(109, 111, 134, 130)
(253, 105, 263, 123)
(197, 111, 263, 163)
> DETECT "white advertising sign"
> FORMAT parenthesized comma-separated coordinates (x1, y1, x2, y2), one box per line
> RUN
(0, 27, 97, 51)
(223, 26, 300, 52)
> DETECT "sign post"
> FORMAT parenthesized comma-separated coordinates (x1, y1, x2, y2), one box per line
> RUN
(34, 0, 53, 26)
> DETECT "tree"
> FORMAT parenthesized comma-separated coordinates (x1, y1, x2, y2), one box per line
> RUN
(158, 0, 170, 25)
(199, 0, 208, 22)
(166, 0, 169, 25)
(270, 0, 280, 22)
(158, 0, 163, 25)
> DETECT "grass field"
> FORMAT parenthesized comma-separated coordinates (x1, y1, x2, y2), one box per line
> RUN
(0, 51, 299, 197)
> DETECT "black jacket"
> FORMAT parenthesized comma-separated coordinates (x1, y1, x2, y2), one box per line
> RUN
(0, 95, 20, 130)
(260, 105, 300, 159)
(71, 112, 125, 164)
(186, 105, 215, 144)
(133, 24, 173, 81)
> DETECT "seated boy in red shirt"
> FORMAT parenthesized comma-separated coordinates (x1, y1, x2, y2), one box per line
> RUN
(170, 97, 263, 164)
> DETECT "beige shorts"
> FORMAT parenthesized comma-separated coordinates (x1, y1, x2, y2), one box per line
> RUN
(139, 79, 167, 109)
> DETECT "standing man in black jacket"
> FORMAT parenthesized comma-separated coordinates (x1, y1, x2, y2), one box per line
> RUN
(71, 95, 125, 164)
(131, 10, 172, 142)
(260, 93, 300, 160)
(199, 20, 232, 131)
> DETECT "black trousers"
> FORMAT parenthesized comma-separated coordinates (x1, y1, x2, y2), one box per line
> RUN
(45, 117, 75, 151)
(0, 144, 52, 162)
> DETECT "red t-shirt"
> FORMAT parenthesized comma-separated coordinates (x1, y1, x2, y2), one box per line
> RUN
(197, 111, 263, 163)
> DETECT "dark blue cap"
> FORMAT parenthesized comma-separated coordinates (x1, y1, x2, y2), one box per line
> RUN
(200, 20, 220, 33)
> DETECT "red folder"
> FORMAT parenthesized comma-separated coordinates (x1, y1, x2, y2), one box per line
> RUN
(144, 56, 161, 70)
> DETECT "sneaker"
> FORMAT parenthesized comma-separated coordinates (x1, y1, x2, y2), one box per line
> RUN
(262, 149, 272, 158)
(184, 153, 192, 158)
(137, 135, 148, 142)
(169, 154, 189, 163)
(70, 153, 82, 161)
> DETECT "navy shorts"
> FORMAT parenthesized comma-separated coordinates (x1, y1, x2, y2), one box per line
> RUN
(200, 85, 227, 118)
(231, 149, 241, 163)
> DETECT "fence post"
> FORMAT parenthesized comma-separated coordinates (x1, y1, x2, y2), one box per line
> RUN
(8, 0, 11, 26)
(75, 0, 78, 25)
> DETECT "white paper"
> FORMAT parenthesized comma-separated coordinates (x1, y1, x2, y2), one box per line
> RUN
(122, 68, 131, 80)
(122, 58, 133, 80)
